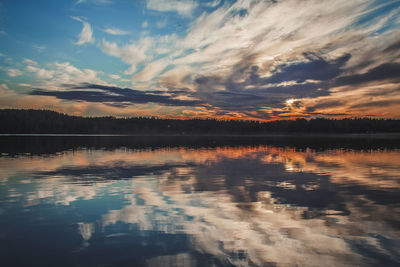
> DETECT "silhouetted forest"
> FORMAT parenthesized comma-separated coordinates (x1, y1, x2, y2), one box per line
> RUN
(1, 109, 400, 134)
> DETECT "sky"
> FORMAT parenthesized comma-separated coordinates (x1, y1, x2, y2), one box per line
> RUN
(0, 0, 399, 120)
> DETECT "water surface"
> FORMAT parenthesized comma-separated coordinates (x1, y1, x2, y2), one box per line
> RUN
(0, 136, 399, 266)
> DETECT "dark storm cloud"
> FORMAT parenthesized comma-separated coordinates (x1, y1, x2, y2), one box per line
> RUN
(30, 83, 203, 107)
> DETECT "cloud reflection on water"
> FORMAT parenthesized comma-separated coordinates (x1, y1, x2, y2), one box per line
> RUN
(1, 145, 399, 266)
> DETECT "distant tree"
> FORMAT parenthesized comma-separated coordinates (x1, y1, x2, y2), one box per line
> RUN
(1, 109, 400, 134)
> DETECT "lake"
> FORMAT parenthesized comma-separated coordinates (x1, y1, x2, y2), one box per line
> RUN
(0, 136, 399, 266)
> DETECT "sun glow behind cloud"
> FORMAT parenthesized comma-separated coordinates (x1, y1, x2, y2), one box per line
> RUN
(0, 0, 399, 120)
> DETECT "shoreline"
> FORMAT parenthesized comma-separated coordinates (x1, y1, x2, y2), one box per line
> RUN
(1, 133, 400, 138)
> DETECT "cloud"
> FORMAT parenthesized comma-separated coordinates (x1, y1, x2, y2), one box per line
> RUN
(102, 27, 130, 35)
(6, 68, 23, 77)
(202, 0, 221, 8)
(29, 83, 203, 107)
(76, 0, 112, 4)
(23, 61, 104, 90)
(108, 74, 121, 80)
(71, 16, 95, 45)
(305, 100, 346, 113)
(335, 62, 400, 86)
(26, 65, 55, 79)
(146, 0, 198, 16)
(349, 99, 400, 109)
(101, 38, 152, 74)
(184, 54, 352, 117)
(383, 39, 400, 53)
(23, 58, 39, 66)
(132, 58, 170, 82)
(94, 0, 112, 4)
(100, 33, 183, 80)
(156, 18, 167, 28)
(0, 82, 78, 114)
(32, 44, 46, 52)
(34, 164, 186, 181)
(0, 82, 162, 118)
(261, 54, 351, 84)
(18, 83, 32, 87)
(123, 65, 137, 75)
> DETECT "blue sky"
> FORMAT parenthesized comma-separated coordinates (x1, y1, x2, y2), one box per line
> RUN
(0, 0, 399, 119)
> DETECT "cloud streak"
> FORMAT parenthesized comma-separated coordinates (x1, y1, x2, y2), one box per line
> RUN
(72, 16, 95, 45)
(6, 68, 23, 77)
(102, 27, 130, 35)
(30, 83, 203, 107)
(146, 0, 198, 16)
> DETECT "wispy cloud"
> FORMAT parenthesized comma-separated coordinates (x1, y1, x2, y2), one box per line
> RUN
(23, 58, 40, 66)
(100, 38, 152, 75)
(156, 18, 168, 28)
(146, 0, 198, 17)
(24, 61, 104, 90)
(76, 0, 112, 5)
(102, 27, 130, 35)
(108, 74, 121, 80)
(93, 0, 112, 4)
(32, 44, 46, 52)
(202, 0, 220, 8)
(6, 68, 23, 77)
(18, 83, 32, 87)
(71, 16, 95, 45)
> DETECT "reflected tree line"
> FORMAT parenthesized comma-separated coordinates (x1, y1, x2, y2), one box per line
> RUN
(1, 109, 400, 134)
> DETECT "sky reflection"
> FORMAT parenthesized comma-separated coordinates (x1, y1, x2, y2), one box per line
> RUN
(0, 144, 399, 266)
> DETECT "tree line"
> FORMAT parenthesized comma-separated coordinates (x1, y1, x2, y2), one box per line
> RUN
(1, 109, 400, 134)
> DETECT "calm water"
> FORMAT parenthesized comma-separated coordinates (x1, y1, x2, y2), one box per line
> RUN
(0, 136, 400, 267)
